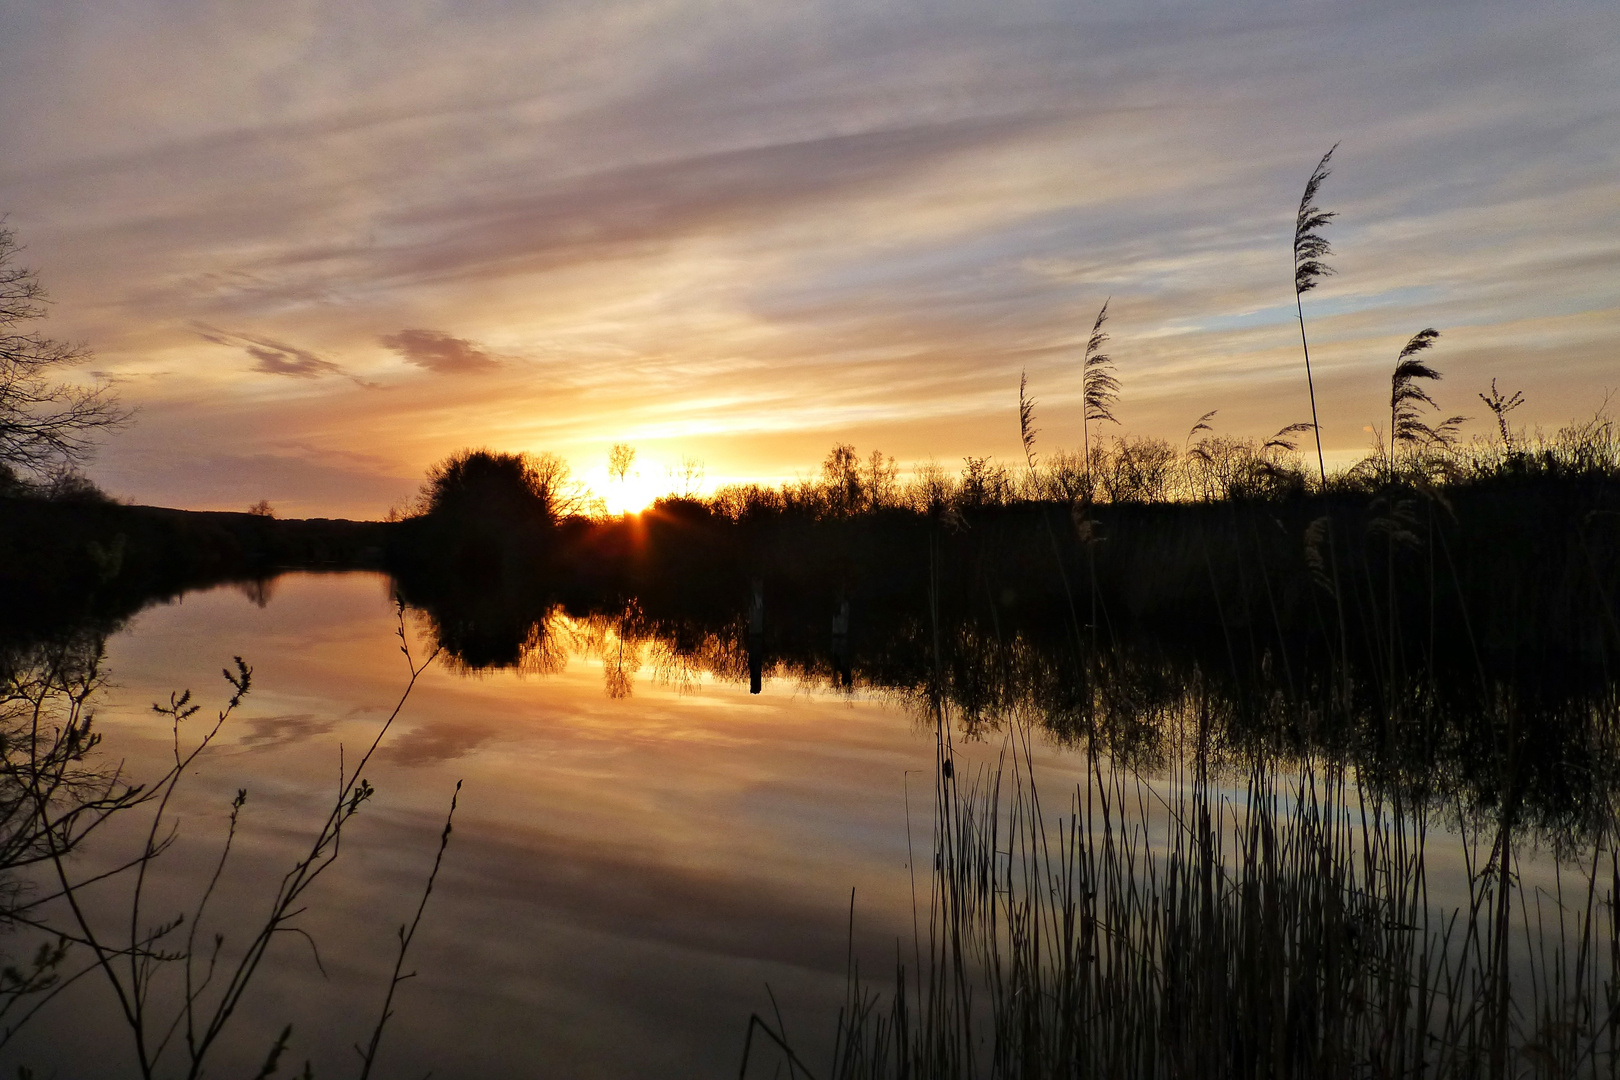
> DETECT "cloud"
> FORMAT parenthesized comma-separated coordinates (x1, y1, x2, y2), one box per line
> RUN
(242, 339, 339, 378)
(380, 328, 498, 373)
(193, 324, 343, 378)
(192, 324, 384, 388)
(8, 0, 1616, 515)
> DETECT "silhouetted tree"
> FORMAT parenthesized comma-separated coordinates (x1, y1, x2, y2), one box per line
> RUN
(0, 222, 124, 477)
(865, 449, 899, 509)
(419, 449, 576, 526)
(822, 443, 862, 515)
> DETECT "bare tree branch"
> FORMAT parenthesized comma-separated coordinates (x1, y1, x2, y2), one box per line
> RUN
(0, 221, 127, 477)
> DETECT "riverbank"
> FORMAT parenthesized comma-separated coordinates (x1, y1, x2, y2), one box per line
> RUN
(0, 496, 389, 637)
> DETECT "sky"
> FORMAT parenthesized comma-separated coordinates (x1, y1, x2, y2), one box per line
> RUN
(2, 0, 1616, 517)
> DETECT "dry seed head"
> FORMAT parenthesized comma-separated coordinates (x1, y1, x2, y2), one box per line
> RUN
(1018, 369, 1038, 469)
(1082, 300, 1119, 426)
(1294, 145, 1339, 296)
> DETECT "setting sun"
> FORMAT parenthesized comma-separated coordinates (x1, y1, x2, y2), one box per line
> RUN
(594, 468, 663, 516)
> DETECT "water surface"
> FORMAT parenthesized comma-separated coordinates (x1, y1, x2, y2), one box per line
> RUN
(4, 572, 1042, 1077)
(3, 566, 1614, 1077)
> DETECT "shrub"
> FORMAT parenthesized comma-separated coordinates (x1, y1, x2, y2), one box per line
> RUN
(417, 449, 576, 526)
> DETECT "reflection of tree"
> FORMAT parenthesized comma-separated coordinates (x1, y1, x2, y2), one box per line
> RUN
(235, 576, 279, 608)
(418, 601, 568, 677)
(578, 615, 642, 699)
(579, 608, 767, 700)
(648, 629, 748, 693)
(394, 564, 1620, 848)
(1, 630, 124, 909)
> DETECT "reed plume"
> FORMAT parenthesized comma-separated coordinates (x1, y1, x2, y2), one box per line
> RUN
(1293, 144, 1338, 487)
(1186, 409, 1218, 443)
(1018, 369, 1038, 471)
(1389, 328, 1465, 476)
(1265, 420, 1316, 454)
(1080, 299, 1118, 502)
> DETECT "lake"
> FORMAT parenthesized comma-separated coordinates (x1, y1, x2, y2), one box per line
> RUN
(2, 566, 1616, 1078)
(0, 572, 1094, 1077)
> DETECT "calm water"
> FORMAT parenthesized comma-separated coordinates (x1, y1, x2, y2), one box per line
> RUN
(3, 569, 1615, 1077)
(0, 572, 1098, 1078)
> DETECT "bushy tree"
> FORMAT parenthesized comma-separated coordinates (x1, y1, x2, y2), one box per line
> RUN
(418, 449, 577, 525)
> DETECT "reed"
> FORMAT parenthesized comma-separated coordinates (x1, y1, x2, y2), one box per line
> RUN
(1388, 328, 1468, 483)
(1293, 145, 1338, 490)
(1079, 301, 1118, 507)
(743, 696, 1620, 1079)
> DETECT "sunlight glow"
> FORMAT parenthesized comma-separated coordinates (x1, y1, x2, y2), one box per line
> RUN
(594, 468, 663, 516)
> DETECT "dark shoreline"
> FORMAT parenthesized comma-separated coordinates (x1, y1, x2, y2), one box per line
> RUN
(4, 475, 1620, 854)
(0, 496, 391, 637)
(5, 470, 1617, 679)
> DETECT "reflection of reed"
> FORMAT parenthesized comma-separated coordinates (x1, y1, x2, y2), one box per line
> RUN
(745, 706, 1620, 1079)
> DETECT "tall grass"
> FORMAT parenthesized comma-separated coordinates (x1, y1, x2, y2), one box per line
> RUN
(1293, 145, 1338, 490)
(1080, 301, 1118, 506)
(744, 698, 1620, 1079)
(686, 405, 1618, 524)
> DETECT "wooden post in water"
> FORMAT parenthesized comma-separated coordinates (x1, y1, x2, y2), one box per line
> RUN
(831, 595, 851, 687)
(747, 578, 764, 694)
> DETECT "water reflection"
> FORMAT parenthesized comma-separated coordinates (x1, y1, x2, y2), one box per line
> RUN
(1, 564, 1617, 1077)
(394, 559, 1620, 1074)
(399, 570, 1620, 854)
(0, 574, 935, 1078)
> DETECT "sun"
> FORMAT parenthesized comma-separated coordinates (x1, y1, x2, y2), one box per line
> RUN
(599, 470, 662, 516)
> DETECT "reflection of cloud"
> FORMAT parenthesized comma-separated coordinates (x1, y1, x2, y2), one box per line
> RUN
(237, 712, 335, 748)
(445, 826, 903, 974)
(381, 715, 505, 766)
(380, 329, 498, 373)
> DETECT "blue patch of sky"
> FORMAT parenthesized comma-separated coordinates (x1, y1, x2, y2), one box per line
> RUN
(1162, 285, 1443, 336)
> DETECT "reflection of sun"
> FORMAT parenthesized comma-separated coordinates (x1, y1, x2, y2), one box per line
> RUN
(601, 472, 661, 515)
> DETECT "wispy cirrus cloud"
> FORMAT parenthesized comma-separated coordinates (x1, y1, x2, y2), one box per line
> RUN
(192, 325, 377, 387)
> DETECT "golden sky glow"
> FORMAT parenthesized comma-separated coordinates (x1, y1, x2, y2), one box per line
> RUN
(2, 2, 1616, 516)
